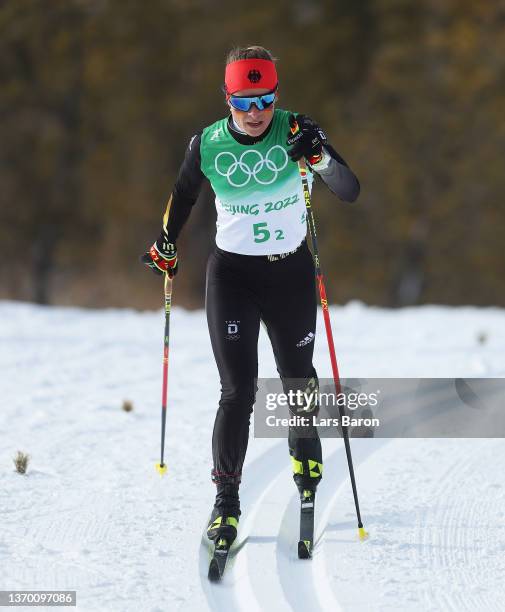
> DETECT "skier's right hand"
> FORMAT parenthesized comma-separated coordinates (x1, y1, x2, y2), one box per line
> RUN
(141, 239, 178, 278)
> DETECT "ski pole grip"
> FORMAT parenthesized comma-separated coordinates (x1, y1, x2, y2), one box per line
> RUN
(289, 117, 306, 169)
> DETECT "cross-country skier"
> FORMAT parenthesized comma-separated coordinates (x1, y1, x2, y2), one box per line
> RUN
(142, 45, 359, 550)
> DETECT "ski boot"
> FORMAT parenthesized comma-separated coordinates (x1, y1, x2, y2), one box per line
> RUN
(206, 482, 241, 546)
(292, 457, 322, 559)
(292, 456, 322, 498)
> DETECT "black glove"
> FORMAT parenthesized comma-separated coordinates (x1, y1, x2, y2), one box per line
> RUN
(140, 237, 178, 278)
(286, 114, 328, 165)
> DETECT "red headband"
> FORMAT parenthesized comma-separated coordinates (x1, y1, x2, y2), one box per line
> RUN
(225, 59, 278, 94)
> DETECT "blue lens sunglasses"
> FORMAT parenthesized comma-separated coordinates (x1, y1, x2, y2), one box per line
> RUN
(228, 90, 277, 112)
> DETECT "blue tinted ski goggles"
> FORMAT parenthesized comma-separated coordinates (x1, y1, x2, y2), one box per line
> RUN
(228, 90, 277, 112)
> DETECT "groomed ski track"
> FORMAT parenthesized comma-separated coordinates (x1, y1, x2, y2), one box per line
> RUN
(201, 437, 505, 612)
(200, 437, 387, 612)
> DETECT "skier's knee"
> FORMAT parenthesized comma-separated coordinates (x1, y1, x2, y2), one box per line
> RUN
(219, 379, 257, 415)
(282, 371, 319, 418)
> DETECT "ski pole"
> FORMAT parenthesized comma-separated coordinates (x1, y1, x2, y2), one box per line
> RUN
(291, 120, 368, 540)
(155, 272, 172, 475)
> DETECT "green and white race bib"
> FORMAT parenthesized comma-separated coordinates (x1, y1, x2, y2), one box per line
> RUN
(200, 109, 313, 255)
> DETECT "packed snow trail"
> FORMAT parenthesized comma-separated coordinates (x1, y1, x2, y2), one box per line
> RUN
(1, 301, 505, 611)
(323, 437, 505, 612)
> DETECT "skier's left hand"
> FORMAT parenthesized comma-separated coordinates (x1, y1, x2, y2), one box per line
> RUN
(286, 114, 328, 165)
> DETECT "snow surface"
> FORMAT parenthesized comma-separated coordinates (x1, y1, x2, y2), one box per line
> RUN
(1, 300, 505, 612)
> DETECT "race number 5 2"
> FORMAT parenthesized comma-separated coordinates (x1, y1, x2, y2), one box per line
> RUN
(253, 222, 284, 243)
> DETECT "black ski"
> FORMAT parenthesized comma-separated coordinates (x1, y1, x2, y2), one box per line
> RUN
(298, 491, 315, 559)
(208, 538, 231, 581)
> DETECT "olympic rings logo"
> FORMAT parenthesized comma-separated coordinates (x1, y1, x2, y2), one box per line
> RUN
(214, 145, 289, 187)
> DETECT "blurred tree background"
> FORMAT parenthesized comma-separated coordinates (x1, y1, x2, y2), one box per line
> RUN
(1, 0, 504, 309)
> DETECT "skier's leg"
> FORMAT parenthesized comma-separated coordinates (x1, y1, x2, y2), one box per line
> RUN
(261, 242, 322, 494)
(205, 249, 260, 541)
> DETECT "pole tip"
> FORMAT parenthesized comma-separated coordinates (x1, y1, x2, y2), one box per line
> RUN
(358, 527, 369, 541)
(155, 462, 167, 475)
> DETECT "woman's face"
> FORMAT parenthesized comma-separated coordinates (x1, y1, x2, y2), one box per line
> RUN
(228, 88, 277, 137)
